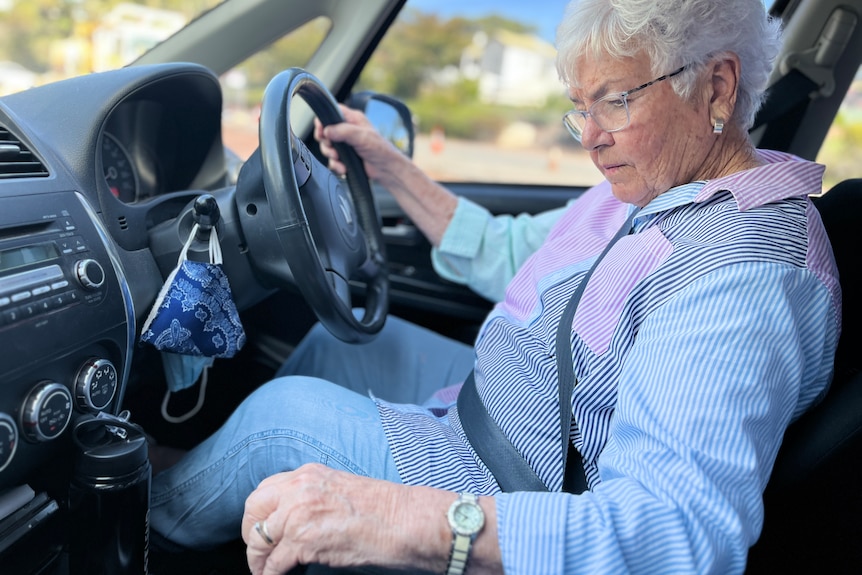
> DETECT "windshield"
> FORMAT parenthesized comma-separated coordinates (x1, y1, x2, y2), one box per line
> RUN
(0, 0, 223, 96)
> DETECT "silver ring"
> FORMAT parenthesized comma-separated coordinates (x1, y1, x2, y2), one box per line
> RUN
(254, 520, 276, 546)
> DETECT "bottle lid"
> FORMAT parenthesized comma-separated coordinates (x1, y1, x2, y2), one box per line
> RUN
(72, 416, 149, 479)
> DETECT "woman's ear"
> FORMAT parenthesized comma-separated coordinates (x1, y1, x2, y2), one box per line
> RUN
(708, 54, 741, 127)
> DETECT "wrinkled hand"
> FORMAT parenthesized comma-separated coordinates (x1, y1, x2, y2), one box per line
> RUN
(242, 463, 442, 575)
(314, 105, 405, 181)
(315, 103, 457, 247)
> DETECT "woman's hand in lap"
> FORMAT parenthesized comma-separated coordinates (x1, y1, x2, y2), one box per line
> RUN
(242, 463, 453, 575)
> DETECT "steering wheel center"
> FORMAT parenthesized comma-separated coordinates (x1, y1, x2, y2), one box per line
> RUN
(247, 68, 388, 343)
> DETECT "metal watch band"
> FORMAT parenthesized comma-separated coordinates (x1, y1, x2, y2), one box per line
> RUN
(445, 493, 484, 575)
(446, 531, 472, 575)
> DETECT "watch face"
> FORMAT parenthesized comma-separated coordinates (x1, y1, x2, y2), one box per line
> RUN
(450, 500, 485, 535)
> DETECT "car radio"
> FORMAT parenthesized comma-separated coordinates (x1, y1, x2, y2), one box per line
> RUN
(0, 190, 133, 493)
(0, 233, 107, 329)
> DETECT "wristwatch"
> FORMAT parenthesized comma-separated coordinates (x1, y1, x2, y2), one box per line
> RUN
(445, 492, 485, 575)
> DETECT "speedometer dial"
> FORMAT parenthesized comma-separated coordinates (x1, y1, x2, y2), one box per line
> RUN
(102, 133, 139, 202)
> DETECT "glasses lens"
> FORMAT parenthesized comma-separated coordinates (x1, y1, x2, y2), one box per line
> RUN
(592, 97, 629, 132)
(563, 111, 585, 142)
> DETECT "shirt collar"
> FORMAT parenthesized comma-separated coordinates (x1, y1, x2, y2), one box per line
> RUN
(635, 149, 824, 225)
(694, 150, 824, 210)
(634, 181, 704, 227)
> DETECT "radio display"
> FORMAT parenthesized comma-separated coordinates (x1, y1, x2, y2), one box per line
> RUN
(0, 242, 60, 273)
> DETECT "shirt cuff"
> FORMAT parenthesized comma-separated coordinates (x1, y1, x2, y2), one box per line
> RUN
(436, 197, 490, 259)
(495, 492, 571, 575)
(431, 197, 491, 282)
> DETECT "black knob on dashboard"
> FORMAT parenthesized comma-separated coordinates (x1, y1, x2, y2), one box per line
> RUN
(193, 194, 221, 230)
(75, 258, 105, 290)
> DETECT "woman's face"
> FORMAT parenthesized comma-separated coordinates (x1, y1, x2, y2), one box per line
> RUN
(567, 52, 715, 206)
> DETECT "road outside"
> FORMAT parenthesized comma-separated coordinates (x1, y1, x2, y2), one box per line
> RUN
(223, 112, 604, 189)
(413, 134, 603, 187)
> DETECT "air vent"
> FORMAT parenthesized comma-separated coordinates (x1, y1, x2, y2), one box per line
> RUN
(0, 124, 49, 179)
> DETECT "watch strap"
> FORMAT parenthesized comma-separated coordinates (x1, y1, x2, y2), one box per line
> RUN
(446, 493, 482, 575)
(446, 532, 472, 575)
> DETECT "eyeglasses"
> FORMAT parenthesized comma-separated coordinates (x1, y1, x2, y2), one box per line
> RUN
(563, 66, 687, 142)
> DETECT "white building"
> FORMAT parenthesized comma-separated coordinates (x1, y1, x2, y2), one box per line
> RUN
(461, 29, 561, 107)
(90, 3, 187, 72)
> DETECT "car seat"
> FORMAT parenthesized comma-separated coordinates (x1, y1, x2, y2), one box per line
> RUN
(746, 178, 862, 573)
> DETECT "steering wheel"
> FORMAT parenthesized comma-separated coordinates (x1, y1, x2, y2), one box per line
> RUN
(256, 68, 388, 343)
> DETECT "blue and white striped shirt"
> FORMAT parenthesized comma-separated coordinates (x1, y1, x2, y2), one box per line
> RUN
(376, 151, 840, 574)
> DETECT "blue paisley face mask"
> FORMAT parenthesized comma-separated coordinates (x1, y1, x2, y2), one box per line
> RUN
(140, 224, 245, 420)
(161, 351, 214, 393)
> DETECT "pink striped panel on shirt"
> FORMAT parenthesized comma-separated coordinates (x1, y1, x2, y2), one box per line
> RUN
(572, 226, 672, 356)
(501, 182, 629, 322)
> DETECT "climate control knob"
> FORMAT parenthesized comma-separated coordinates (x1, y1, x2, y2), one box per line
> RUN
(75, 358, 118, 412)
(75, 258, 105, 290)
(0, 413, 18, 472)
(20, 382, 73, 442)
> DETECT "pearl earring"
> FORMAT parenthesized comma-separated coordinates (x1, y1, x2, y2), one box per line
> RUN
(713, 119, 725, 135)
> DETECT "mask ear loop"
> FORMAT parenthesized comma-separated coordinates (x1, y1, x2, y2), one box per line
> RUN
(140, 224, 200, 335)
(209, 225, 223, 265)
(161, 365, 209, 424)
(159, 223, 218, 424)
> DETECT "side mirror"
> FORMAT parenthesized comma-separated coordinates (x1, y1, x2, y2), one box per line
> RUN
(346, 91, 415, 158)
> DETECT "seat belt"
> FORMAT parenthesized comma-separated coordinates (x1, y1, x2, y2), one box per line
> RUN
(457, 208, 640, 493)
(458, 372, 547, 492)
(751, 69, 819, 131)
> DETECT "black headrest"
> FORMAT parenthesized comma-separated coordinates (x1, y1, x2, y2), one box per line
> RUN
(766, 180, 862, 490)
(813, 178, 862, 378)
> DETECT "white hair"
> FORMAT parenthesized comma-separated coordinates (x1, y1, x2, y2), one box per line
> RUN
(555, 0, 783, 129)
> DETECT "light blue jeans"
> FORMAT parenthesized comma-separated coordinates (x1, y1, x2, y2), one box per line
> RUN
(149, 315, 475, 548)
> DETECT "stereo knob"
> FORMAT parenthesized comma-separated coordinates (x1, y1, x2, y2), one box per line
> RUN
(75, 258, 105, 290)
(0, 413, 18, 473)
(20, 382, 73, 443)
(75, 358, 118, 412)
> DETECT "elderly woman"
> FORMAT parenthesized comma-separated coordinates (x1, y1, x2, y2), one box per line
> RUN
(149, 0, 840, 573)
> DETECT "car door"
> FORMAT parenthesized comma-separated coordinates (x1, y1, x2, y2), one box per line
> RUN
(350, 0, 600, 341)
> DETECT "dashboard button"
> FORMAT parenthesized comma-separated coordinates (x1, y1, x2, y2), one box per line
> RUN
(2, 307, 21, 324)
(11, 291, 32, 303)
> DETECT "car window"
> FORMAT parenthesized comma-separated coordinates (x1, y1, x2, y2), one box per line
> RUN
(816, 71, 862, 191)
(220, 17, 330, 160)
(0, 1, 223, 94)
(357, 0, 605, 188)
(0, 0, 329, 162)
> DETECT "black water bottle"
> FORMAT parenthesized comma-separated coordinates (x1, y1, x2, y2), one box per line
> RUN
(68, 415, 151, 575)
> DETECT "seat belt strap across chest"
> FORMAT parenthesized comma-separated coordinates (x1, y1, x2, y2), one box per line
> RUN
(457, 208, 640, 493)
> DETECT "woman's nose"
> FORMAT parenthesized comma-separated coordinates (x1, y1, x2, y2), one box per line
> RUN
(578, 116, 611, 150)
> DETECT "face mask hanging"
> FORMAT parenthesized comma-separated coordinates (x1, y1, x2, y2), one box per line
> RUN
(140, 223, 246, 422)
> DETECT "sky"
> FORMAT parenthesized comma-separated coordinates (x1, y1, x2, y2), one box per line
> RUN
(407, 0, 775, 44)
(408, 0, 570, 43)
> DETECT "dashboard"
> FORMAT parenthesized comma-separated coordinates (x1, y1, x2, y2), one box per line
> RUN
(101, 132, 140, 203)
(99, 93, 225, 206)
(0, 63, 234, 498)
